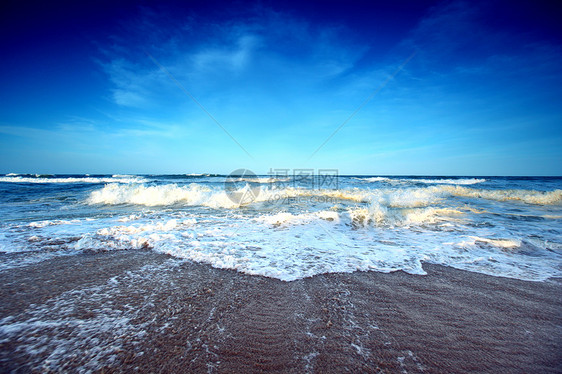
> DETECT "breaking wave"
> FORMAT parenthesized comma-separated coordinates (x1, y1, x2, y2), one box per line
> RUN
(87, 183, 562, 209)
(441, 185, 562, 205)
(87, 183, 237, 208)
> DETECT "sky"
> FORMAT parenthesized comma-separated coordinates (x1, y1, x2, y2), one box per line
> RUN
(1, 0, 561, 175)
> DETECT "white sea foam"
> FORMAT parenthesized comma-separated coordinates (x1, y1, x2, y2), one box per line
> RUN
(439, 185, 562, 205)
(118, 214, 142, 222)
(363, 177, 393, 182)
(415, 178, 486, 185)
(86, 182, 562, 210)
(4, 175, 561, 282)
(87, 183, 237, 208)
(258, 187, 368, 205)
(348, 205, 464, 227)
(257, 204, 460, 228)
(87, 183, 367, 208)
(0, 261, 180, 372)
(28, 219, 80, 228)
(256, 211, 340, 226)
(360, 184, 562, 206)
(298, 185, 561, 206)
(72, 218, 197, 251)
(97, 219, 196, 236)
(5, 204, 559, 282)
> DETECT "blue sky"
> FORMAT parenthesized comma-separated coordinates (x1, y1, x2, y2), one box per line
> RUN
(1, 0, 561, 175)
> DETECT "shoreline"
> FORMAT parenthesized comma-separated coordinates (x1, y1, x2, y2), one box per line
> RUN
(1, 250, 561, 373)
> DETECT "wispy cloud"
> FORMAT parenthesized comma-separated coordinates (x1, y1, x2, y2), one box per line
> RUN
(0, 117, 185, 143)
(99, 7, 371, 111)
(192, 34, 260, 72)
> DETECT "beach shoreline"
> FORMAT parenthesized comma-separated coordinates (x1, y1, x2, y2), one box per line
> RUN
(1, 250, 560, 373)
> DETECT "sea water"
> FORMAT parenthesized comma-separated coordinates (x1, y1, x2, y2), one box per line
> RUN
(0, 174, 560, 281)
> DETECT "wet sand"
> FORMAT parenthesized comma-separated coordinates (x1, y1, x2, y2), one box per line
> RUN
(0, 250, 560, 373)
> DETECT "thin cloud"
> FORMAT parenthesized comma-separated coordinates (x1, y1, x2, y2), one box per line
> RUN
(191, 34, 260, 72)
(99, 7, 371, 111)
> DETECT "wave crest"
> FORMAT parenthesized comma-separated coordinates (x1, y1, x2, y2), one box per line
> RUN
(440, 186, 562, 205)
(88, 183, 237, 208)
(87, 182, 562, 209)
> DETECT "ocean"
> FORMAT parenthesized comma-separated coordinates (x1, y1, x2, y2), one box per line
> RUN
(0, 173, 561, 281)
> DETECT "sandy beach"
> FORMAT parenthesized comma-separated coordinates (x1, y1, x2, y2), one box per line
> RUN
(0, 249, 560, 373)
